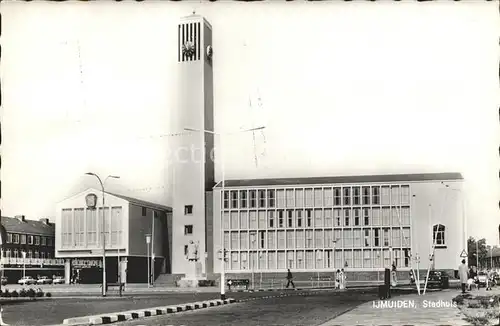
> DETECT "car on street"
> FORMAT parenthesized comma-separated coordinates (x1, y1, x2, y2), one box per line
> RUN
(477, 272, 488, 287)
(18, 276, 36, 285)
(1, 276, 7, 286)
(52, 276, 65, 284)
(36, 276, 53, 285)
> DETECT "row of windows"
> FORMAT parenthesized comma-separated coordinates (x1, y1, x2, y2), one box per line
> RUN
(61, 207, 123, 248)
(222, 207, 411, 230)
(223, 185, 411, 209)
(6, 233, 54, 246)
(223, 248, 411, 271)
(1, 249, 53, 259)
(223, 227, 412, 250)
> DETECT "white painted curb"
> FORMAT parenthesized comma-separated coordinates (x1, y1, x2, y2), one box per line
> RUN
(62, 298, 237, 325)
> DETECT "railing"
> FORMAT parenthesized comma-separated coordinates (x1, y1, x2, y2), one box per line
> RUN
(0, 258, 65, 266)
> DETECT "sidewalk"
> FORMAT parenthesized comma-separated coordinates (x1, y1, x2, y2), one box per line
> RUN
(320, 289, 472, 326)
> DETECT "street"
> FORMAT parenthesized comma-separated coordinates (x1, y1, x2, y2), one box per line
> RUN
(1, 289, 351, 326)
(112, 288, 381, 326)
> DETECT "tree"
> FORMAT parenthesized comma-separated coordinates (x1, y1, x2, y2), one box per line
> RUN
(467, 237, 489, 267)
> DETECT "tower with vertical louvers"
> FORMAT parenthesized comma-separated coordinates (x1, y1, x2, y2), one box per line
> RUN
(171, 15, 214, 277)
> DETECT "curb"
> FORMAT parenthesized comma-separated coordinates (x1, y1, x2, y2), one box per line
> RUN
(62, 298, 237, 325)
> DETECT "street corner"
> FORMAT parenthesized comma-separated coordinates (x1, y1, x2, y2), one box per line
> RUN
(61, 298, 237, 325)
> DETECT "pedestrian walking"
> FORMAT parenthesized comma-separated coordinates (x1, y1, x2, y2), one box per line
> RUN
(286, 269, 295, 289)
(458, 259, 468, 293)
(339, 268, 346, 289)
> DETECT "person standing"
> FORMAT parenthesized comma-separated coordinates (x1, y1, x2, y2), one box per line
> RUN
(286, 269, 295, 289)
(335, 269, 340, 289)
(458, 259, 468, 293)
(339, 268, 346, 289)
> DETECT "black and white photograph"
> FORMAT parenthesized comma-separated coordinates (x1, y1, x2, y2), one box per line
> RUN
(0, 1, 499, 325)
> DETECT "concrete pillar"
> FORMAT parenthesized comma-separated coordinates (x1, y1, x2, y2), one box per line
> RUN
(64, 259, 71, 284)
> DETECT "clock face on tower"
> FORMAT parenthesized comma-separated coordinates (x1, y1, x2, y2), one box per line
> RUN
(206, 45, 213, 60)
(182, 41, 196, 58)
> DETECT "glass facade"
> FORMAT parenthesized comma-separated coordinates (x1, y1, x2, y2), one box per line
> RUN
(221, 185, 412, 271)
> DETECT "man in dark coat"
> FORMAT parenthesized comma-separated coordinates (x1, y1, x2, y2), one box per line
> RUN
(286, 269, 295, 289)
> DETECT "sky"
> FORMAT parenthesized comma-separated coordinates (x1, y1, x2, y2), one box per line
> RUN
(1, 1, 499, 244)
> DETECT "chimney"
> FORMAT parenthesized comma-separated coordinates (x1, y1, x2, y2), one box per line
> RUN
(39, 218, 50, 225)
(15, 215, 26, 222)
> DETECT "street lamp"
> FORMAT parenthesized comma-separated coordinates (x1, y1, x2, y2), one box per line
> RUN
(145, 234, 151, 288)
(22, 251, 26, 278)
(184, 125, 266, 300)
(85, 172, 120, 297)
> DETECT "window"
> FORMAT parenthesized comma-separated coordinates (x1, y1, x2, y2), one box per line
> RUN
(86, 208, 97, 245)
(7, 234, 12, 243)
(240, 191, 247, 208)
(372, 187, 380, 205)
(372, 208, 380, 226)
(334, 209, 341, 226)
(286, 189, 294, 207)
(223, 191, 229, 209)
(314, 209, 323, 227)
(381, 186, 390, 205)
(41, 237, 46, 246)
(391, 229, 401, 247)
(240, 211, 248, 229)
(34, 251, 39, 259)
(324, 188, 333, 206)
(184, 205, 193, 215)
(12, 234, 19, 244)
(267, 231, 276, 249)
(258, 211, 266, 228)
(142, 207, 147, 216)
(374, 228, 380, 246)
(344, 250, 353, 268)
(333, 188, 341, 206)
(305, 189, 313, 207)
(278, 210, 284, 228)
(35, 235, 40, 245)
(28, 235, 34, 245)
(315, 230, 323, 247)
(287, 210, 294, 227)
(184, 225, 193, 235)
(249, 211, 257, 228)
(75, 208, 85, 246)
(364, 229, 370, 247)
(353, 229, 362, 247)
(278, 251, 286, 269)
(362, 187, 370, 205)
(363, 208, 370, 226)
(353, 187, 360, 205)
(343, 229, 353, 248)
(305, 230, 313, 248)
(392, 208, 401, 226)
(354, 208, 360, 226)
(433, 224, 446, 247)
(363, 250, 372, 268)
(391, 186, 400, 205)
(344, 209, 350, 226)
(404, 248, 410, 267)
(382, 208, 390, 226)
(343, 188, 351, 206)
(401, 186, 410, 205)
(277, 231, 286, 249)
(223, 232, 230, 249)
(268, 252, 276, 269)
(240, 232, 248, 249)
(325, 209, 333, 227)
(20, 235, 26, 244)
(383, 229, 390, 246)
(305, 250, 314, 269)
(258, 190, 266, 208)
(48, 237, 53, 246)
(353, 250, 362, 268)
(249, 190, 257, 208)
(295, 189, 304, 207)
(232, 212, 240, 229)
(231, 232, 239, 249)
(231, 191, 238, 208)
(286, 231, 295, 249)
(401, 207, 410, 225)
(296, 210, 303, 227)
(268, 211, 275, 228)
(314, 188, 322, 207)
(267, 190, 275, 207)
(306, 210, 313, 227)
(295, 230, 304, 248)
(402, 228, 411, 247)
(277, 189, 285, 208)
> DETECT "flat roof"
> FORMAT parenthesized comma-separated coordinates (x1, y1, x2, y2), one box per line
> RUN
(214, 172, 463, 188)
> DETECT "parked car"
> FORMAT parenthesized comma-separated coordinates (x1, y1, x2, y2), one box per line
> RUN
(477, 272, 488, 287)
(1, 276, 7, 286)
(18, 276, 36, 285)
(52, 276, 65, 284)
(36, 276, 53, 285)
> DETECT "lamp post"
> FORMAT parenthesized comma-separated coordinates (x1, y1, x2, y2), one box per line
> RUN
(250, 233, 256, 290)
(85, 173, 120, 297)
(146, 234, 151, 288)
(151, 211, 155, 287)
(184, 125, 265, 300)
(22, 251, 26, 278)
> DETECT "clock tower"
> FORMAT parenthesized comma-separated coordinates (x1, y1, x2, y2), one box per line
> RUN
(171, 15, 215, 278)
